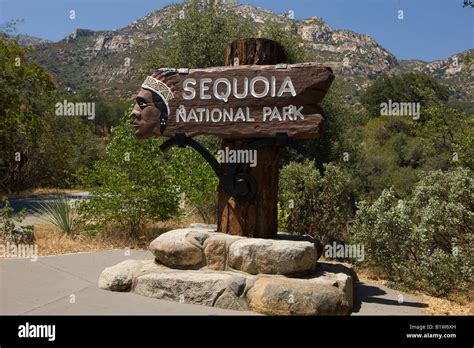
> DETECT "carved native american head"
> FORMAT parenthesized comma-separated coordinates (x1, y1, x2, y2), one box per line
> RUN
(130, 70, 179, 138)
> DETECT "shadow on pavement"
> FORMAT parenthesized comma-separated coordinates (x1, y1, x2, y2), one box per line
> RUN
(352, 282, 428, 313)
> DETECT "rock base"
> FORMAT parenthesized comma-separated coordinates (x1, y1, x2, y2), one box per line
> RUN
(99, 225, 357, 316)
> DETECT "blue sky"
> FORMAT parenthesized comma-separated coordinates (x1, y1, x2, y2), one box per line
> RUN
(0, 0, 472, 61)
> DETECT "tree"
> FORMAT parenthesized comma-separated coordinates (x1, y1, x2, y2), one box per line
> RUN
(0, 35, 104, 192)
(76, 107, 220, 236)
(417, 104, 473, 170)
(281, 79, 367, 172)
(351, 73, 472, 199)
(361, 73, 449, 118)
(71, 87, 128, 136)
(0, 36, 56, 192)
(141, 0, 256, 70)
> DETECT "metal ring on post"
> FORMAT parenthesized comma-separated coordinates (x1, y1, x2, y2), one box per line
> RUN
(232, 173, 257, 203)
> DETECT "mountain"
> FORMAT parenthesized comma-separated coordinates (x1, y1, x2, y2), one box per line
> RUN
(397, 52, 473, 101)
(26, 1, 473, 101)
(13, 34, 51, 46)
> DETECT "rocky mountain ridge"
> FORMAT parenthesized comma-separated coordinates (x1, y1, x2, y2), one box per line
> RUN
(23, 1, 473, 101)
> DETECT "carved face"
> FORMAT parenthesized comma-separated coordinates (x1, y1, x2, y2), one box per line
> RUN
(131, 72, 178, 138)
(130, 89, 161, 139)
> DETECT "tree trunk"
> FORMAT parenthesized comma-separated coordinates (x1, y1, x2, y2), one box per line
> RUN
(217, 38, 288, 238)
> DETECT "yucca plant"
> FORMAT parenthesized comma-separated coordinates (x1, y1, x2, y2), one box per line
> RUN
(34, 193, 78, 235)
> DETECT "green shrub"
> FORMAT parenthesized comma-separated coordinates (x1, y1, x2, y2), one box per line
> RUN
(278, 161, 352, 244)
(76, 115, 182, 237)
(351, 168, 473, 296)
(350, 188, 416, 280)
(0, 198, 34, 243)
(277, 202, 289, 232)
(165, 136, 219, 224)
(416, 248, 465, 296)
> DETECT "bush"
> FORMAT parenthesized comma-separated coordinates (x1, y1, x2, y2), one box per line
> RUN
(76, 115, 182, 237)
(350, 188, 416, 280)
(278, 161, 353, 244)
(76, 114, 219, 236)
(351, 168, 473, 296)
(0, 198, 34, 243)
(165, 136, 219, 224)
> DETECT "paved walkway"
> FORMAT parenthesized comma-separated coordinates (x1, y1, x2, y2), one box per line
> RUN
(352, 281, 427, 315)
(0, 250, 427, 315)
(0, 250, 253, 315)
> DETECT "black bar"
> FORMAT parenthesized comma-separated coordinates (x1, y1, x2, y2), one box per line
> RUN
(0, 315, 472, 346)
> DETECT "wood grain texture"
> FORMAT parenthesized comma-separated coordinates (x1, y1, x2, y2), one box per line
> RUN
(224, 38, 288, 66)
(217, 39, 289, 238)
(159, 63, 334, 139)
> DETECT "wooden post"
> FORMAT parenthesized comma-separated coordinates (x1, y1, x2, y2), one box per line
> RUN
(217, 38, 288, 238)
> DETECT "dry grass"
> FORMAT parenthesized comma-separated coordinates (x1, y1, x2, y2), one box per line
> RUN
(354, 266, 389, 286)
(24, 219, 186, 256)
(33, 224, 122, 255)
(0, 202, 207, 259)
(0, 203, 208, 258)
(420, 294, 473, 316)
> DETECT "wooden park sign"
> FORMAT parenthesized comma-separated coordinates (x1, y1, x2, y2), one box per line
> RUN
(134, 63, 333, 139)
(131, 38, 334, 238)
